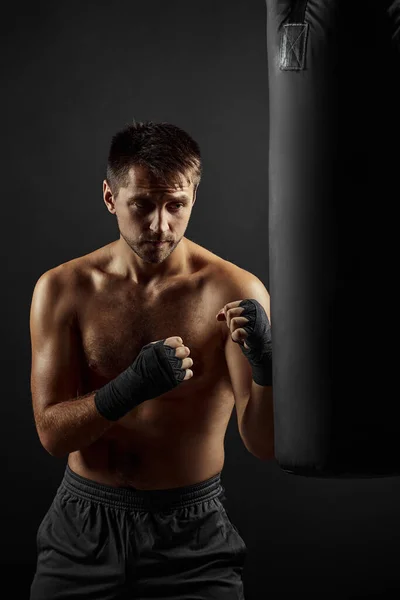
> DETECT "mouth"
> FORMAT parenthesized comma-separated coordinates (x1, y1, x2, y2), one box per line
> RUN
(145, 241, 169, 246)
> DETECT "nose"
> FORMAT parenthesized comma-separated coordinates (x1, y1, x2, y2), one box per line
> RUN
(148, 208, 170, 235)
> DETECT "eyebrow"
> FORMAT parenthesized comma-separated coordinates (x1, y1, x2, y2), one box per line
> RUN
(127, 193, 189, 203)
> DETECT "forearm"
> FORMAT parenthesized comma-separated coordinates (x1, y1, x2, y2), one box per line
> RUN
(38, 392, 115, 458)
(37, 340, 186, 458)
(241, 382, 274, 460)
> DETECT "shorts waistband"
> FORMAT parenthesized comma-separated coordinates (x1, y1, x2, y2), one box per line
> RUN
(60, 465, 225, 511)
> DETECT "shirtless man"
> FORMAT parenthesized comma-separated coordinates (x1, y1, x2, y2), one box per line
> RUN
(29, 121, 274, 600)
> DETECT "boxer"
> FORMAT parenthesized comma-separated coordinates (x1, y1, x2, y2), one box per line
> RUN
(30, 121, 272, 599)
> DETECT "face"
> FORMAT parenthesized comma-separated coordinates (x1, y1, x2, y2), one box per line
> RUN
(103, 165, 197, 264)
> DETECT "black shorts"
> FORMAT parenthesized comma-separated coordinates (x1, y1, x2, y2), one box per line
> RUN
(30, 465, 247, 599)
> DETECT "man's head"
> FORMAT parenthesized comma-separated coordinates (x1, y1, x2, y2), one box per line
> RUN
(103, 121, 202, 265)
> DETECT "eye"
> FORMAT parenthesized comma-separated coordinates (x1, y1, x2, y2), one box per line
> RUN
(132, 202, 148, 211)
(132, 202, 184, 211)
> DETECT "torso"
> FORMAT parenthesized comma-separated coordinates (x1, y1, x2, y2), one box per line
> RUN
(67, 238, 239, 489)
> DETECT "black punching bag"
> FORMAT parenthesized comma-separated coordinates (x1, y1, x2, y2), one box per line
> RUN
(266, 0, 400, 477)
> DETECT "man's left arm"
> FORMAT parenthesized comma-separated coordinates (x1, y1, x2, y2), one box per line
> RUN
(217, 273, 274, 461)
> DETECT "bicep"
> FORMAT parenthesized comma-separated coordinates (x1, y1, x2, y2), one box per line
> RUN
(223, 272, 271, 433)
(30, 269, 82, 433)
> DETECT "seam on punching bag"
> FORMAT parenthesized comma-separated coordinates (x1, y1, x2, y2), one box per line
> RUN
(288, 0, 309, 23)
(280, 23, 309, 70)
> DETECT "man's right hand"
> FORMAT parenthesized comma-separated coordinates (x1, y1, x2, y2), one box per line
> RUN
(155, 337, 194, 382)
(94, 336, 194, 421)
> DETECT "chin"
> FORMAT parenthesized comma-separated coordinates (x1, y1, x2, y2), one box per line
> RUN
(143, 244, 175, 264)
(145, 257, 165, 264)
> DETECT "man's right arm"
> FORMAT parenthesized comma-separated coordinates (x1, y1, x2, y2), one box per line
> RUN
(30, 268, 115, 458)
(30, 268, 192, 458)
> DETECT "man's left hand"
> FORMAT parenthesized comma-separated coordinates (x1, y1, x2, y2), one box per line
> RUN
(216, 300, 251, 348)
(216, 299, 272, 386)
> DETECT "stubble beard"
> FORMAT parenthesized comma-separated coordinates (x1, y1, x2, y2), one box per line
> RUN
(120, 231, 182, 264)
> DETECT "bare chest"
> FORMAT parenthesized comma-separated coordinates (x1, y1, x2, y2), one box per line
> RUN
(79, 281, 227, 395)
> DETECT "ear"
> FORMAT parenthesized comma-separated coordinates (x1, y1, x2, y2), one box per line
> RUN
(192, 183, 199, 206)
(103, 180, 116, 215)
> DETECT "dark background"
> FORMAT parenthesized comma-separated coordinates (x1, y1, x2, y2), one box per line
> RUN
(1, 0, 400, 598)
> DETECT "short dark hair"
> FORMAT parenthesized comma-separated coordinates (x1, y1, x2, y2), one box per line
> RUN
(106, 120, 202, 197)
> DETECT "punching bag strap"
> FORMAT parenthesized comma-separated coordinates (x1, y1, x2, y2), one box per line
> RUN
(280, 0, 309, 71)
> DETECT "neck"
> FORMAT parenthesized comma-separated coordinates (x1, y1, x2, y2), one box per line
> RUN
(112, 236, 190, 286)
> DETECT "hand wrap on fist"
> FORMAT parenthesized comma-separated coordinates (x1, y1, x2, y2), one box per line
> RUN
(94, 340, 186, 421)
(238, 299, 273, 386)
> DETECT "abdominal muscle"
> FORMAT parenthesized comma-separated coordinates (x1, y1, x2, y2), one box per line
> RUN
(68, 382, 235, 490)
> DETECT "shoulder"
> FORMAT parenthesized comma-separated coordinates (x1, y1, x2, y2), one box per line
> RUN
(221, 260, 269, 298)
(218, 261, 271, 322)
(30, 262, 80, 329)
(31, 244, 111, 310)
(189, 239, 271, 320)
(32, 256, 83, 297)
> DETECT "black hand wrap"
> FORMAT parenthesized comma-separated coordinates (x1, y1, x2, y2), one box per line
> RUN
(238, 299, 273, 386)
(94, 340, 186, 421)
